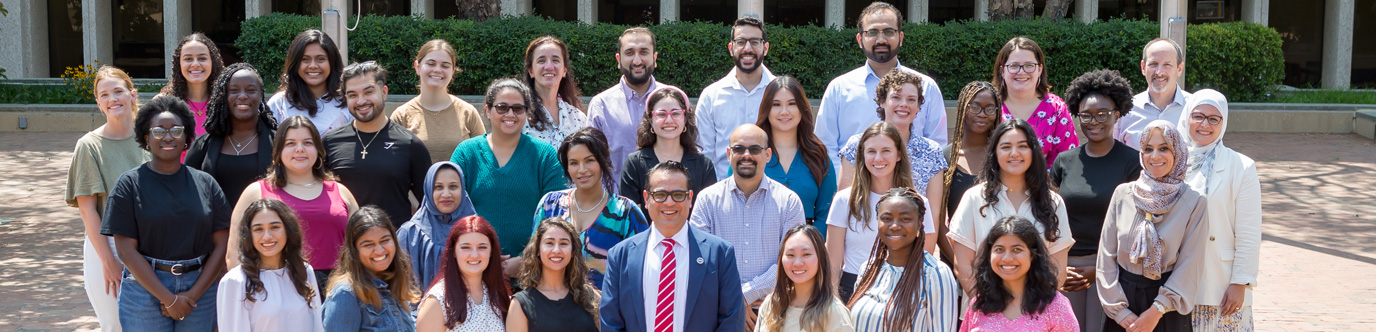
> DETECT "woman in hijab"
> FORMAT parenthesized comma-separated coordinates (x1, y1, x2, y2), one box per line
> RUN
(1177, 90, 1261, 332)
(1097, 120, 1209, 332)
(398, 161, 477, 286)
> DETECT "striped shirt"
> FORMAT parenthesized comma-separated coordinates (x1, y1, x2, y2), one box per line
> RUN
(689, 176, 806, 303)
(849, 252, 960, 332)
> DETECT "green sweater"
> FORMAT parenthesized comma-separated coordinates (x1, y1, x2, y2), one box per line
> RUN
(450, 134, 567, 256)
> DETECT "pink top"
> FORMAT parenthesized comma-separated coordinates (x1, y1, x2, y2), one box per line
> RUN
(258, 180, 349, 269)
(1001, 93, 1080, 168)
(188, 99, 209, 139)
(959, 293, 1080, 332)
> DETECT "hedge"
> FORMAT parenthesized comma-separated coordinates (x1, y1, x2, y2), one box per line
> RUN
(238, 14, 1283, 102)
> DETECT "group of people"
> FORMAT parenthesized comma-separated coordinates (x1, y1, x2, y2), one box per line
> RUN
(63, 1, 1261, 331)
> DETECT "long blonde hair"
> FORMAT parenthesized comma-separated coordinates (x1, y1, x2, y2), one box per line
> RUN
(847, 122, 914, 231)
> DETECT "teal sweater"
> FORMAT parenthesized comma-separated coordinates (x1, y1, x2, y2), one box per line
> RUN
(450, 134, 568, 256)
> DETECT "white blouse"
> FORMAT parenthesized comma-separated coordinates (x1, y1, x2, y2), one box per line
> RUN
(216, 263, 324, 332)
(523, 99, 590, 148)
(826, 188, 935, 274)
(947, 182, 1075, 254)
(425, 282, 505, 332)
(268, 91, 355, 134)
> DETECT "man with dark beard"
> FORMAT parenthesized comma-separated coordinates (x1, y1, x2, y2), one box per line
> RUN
(695, 17, 777, 180)
(815, 1, 947, 176)
(323, 61, 431, 226)
(1113, 38, 1191, 151)
(689, 124, 805, 330)
(590, 27, 680, 192)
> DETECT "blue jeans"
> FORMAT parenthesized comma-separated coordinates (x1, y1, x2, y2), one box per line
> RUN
(118, 256, 218, 331)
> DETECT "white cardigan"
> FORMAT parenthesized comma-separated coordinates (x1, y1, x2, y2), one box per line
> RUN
(1192, 145, 1263, 306)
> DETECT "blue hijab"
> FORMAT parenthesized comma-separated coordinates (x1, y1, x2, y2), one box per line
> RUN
(398, 161, 476, 286)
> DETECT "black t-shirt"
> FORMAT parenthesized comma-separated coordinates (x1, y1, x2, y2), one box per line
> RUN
(101, 164, 232, 260)
(1050, 141, 1143, 256)
(942, 144, 980, 219)
(324, 121, 431, 226)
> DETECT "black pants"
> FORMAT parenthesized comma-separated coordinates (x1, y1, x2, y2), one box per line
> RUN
(1103, 268, 1192, 332)
(839, 271, 858, 303)
(313, 269, 332, 301)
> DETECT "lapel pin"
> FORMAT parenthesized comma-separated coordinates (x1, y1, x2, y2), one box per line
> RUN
(697, 257, 705, 265)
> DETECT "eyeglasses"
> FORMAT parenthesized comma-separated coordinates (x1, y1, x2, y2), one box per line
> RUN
(966, 104, 1000, 116)
(862, 28, 901, 39)
(648, 190, 691, 202)
(1077, 112, 1114, 124)
(492, 103, 528, 115)
(732, 38, 765, 49)
(150, 126, 186, 139)
(1190, 113, 1223, 126)
(730, 145, 767, 155)
(1003, 63, 1041, 74)
(653, 109, 685, 120)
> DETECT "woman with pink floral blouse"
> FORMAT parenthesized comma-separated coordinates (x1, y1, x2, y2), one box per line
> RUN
(993, 37, 1080, 169)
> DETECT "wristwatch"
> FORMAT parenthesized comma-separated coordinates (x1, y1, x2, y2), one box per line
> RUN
(1152, 300, 1169, 313)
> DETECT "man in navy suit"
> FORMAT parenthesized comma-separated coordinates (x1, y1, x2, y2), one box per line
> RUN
(600, 160, 746, 332)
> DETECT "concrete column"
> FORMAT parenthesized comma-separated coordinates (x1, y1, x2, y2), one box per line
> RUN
(247, 0, 273, 18)
(164, 0, 192, 77)
(578, 0, 598, 24)
(1075, 0, 1098, 23)
(322, 0, 348, 64)
(909, 0, 928, 23)
(412, 0, 434, 19)
(975, 0, 989, 21)
(739, 0, 763, 20)
(0, 0, 50, 78)
(1322, 0, 1354, 89)
(82, 0, 113, 69)
(825, 0, 843, 28)
(660, 0, 679, 23)
(501, 0, 532, 16)
(1241, 0, 1268, 25)
(1160, 0, 1186, 86)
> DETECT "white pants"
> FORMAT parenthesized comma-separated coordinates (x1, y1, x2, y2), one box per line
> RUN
(82, 238, 123, 332)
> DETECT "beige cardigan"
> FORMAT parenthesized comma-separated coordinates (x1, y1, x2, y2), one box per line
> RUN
(1096, 183, 1209, 325)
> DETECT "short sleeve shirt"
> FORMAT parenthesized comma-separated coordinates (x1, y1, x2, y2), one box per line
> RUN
(100, 165, 231, 260)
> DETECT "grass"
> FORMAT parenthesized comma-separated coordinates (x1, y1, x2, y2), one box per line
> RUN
(1263, 89, 1376, 104)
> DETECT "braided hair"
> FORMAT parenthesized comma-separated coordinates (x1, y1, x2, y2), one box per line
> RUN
(846, 187, 929, 332)
(939, 82, 1002, 221)
(205, 62, 277, 137)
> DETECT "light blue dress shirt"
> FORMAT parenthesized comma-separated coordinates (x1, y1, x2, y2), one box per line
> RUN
(816, 61, 948, 175)
(696, 67, 777, 179)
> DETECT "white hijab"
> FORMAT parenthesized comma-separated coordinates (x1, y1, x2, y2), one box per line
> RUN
(1177, 89, 1229, 194)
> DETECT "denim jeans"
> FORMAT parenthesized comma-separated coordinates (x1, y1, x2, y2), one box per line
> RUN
(118, 256, 218, 331)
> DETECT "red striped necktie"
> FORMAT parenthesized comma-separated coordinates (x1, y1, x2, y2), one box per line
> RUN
(655, 238, 677, 332)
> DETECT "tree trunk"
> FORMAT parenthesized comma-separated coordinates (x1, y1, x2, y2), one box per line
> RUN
(1043, 0, 1073, 19)
(1013, 0, 1036, 19)
(456, 0, 500, 21)
(988, 0, 1014, 21)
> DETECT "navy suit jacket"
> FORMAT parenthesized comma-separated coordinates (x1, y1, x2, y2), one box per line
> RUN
(599, 225, 746, 332)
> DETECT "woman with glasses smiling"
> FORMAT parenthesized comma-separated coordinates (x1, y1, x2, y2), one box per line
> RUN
(620, 86, 718, 218)
(993, 37, 1079, 169)
(450, 78, 568, 279)
(1050, 69, 1143, 332)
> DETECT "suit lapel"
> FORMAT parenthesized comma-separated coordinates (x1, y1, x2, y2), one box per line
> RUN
(626, 235, 647, 330)
(683, 228, 706, 321)
(1207, 151, 1229, 195)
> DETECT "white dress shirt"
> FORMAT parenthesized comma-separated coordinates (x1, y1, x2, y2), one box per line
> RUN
(816, 60, 948, 175)
(695, 66, 776, 179)
(1114, 86, 1191, 151)
(643, 225, 690, 332)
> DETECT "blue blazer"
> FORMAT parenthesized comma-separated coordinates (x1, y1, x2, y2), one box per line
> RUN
(599, 226, 746, 332)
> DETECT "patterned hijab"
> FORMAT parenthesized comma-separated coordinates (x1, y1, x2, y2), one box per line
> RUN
(1178, 89, 1229, 194)
(408, 162, 477, 240)
(1128, 120, 1188, 280)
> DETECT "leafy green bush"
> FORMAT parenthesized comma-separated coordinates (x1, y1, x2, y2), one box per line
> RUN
(237, 14, 1283, 101)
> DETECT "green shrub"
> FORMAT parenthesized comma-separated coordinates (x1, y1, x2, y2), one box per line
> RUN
(238, 14, 1283, 102)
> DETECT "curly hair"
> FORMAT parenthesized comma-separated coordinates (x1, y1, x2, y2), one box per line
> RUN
(1063, 69, 1135, 117)
(516, 218, 599, 320)
(205, 62, 277, 137)
(235, 199, 316, 308)
(873, 69, 924, 120)
(135, 96, 196, 150)
(978, 119, 1061, 244)
(160, 33, 225, 102)
(971, 216, 1060, 316)
(558, 127, 617, 193)
(847, 187, 928, 332)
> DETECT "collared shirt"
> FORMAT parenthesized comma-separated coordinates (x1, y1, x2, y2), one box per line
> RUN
(589, 76, 679, 193)
(695, 66, 777, 179)
(524, 98, 591, 148)
(643, 225, 690, 332)
(849, 253, 960, 332)
(1115, 86, 1191, 151)
(816, 60, 948, 175)
(322, 276, 416, 332)
(688, 176, 806, 303)
(947, 182, 1075, 254)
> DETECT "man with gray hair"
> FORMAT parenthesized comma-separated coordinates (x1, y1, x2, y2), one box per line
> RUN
(1114, 38, 1192, 151)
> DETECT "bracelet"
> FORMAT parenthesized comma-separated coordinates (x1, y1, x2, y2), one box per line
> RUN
(163, 296, 180, 309)
(1152, 300, 1169, 313)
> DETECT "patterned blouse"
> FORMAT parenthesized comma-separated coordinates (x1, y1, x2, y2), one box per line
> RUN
(524, 99, 591, 148)
(849, 253, 961, 332)
(958, 293, 1080, 332)
(1001, 93, 1080, 168)
(424, 283, 505, 332)
(839, 131, 949, 192)
(532, 189, 650, 288)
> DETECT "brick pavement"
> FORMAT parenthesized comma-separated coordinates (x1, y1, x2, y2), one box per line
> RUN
(1, 131, 1374, 331)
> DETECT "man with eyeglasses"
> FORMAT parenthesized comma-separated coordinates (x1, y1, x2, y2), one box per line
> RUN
(1114, 37, 1192, 151)
(695, 16, 777, 180)
(689, 124, 805, 329)
(590, 27, 680, 193)
(323, 61, 432, 226)
(816, 1, 948, 176)
(599, 160, 746, 332)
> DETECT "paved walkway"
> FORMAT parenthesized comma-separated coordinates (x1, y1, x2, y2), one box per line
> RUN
(1, 131, 1374, 331)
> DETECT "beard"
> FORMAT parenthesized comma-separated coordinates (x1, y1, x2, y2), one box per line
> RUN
(862, 42, 899, 64)
(734, 52, 761, 74)
(733, 159, 758, 178)
(621, 64, 655, 86)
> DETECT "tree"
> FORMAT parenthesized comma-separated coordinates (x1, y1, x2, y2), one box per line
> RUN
(1043, 0, 1074, 19)
(986, 0, 1075, 21)
(456, 0, 500, 22)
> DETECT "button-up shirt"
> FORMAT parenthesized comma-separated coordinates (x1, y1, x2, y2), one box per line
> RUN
(695, 67, 777, 179)
(816, 60, 948, 174)
(688, 176, 805, 303)
(589, 76, 678, 193)
(643, 225, 690, 332)
(1114, 86, 1191, 151)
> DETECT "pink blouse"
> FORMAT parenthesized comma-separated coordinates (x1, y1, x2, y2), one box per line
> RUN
(258, 180, 349, 270)
(959, 293, 1080, 332)
(1002, 93, 1080, 168)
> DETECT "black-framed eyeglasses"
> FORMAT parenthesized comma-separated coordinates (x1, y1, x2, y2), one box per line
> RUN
(150, 126, 186, 139)
(1003, 63, 1041, 74)
(648, 190, 691, 202)
(732, 38, 765, 49)
(730, 145, 767, 155)
(492, 103, 528, 115)
(1190, 113, 1223, 126)
(862, 28, 900, 39)
(966, 104, 1000, 116)
(1077, 112, 1114, 124)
